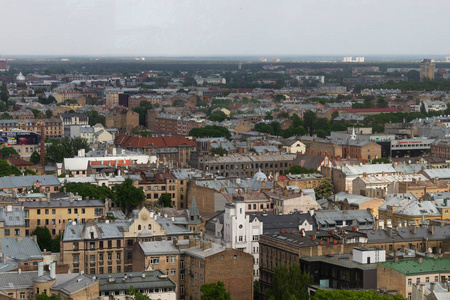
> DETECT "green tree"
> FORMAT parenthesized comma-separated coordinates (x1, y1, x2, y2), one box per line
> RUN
(312, 290, 406, 300)
(30, 151, 41, 164)
(264, 262, 313, 300)
(46, 137, 91, 164)
(46, 109, 53, 118)
(24, 169, 36, 175)
(189, 126, 231, 139)
(0, 147, 18, 159)
(274, 94, 286, 103)
(0, 112, 11, 119)
(87, 110, 106, 126)
(35, 294, 60, 300)
(288, 165, 317, 174)
(211, 147, 228, 156)
(158, 193, 172, 208)
(209, 111, 227, 122)
(126, 286, 152, 300)
(0, 160, 21, 176)
(303, 111, 316, 135)
(372, 157, 390, 164)
(32, 226, 52, 252)
(64, 182, 115, 202)
(200, 281, 230, 300)
(314, 177, 334, 199)
(113, 178, 145, 215)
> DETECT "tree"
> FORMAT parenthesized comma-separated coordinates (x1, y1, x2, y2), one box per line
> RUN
(64, 182, 115, 202)
(87, 110, 106, 126)
(211, 147, 228, 156)
(288, 165, 317, 174)
(113, 178, 145, 215)
(189, 126, 231, 139)
(158, 193, 172, 208)
(46, 109, 53, 118)
(0, 147, 18, 159)
(303, 111, 316, 135)
(46, 137, 91, 164)
(126, 286, 151, 300)
(312, 290, 406, 300)
(264, 262, 312, 300)
(209, 111, 227, 122)
(372, 157, 390, 164)
(35, 294, 60, 300)
(274, 94, 286, 102)
(314, 177, 334, 199)
(0, 160, 21, 176)
(30, 151, 41, 164)
(200, 281, 230, 300)
(32, 226, 52, 252)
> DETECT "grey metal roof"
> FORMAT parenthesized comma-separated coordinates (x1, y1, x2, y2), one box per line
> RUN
(256, 212, 315, 234)
(362, 226, 450, 244)
(97, 270, 176, 292)
(0, 237, 42, 261)
(0, 175, 61, 189)
(0, 207, 24, 226)
(51, 273, 97, 295)
(156, 218, 194, 235)
(0, 271, 37, 290)
(314, 210, 375, 230)
(139, 241, 181, 255)
(23, 199, 104, 208)
(63, 222, 124, 242)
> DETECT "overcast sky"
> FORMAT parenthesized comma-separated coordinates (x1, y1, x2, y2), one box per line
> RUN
(0, 0, 448, 57)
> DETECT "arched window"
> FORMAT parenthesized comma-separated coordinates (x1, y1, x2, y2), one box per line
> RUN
(138, 225, 141, 230)
(148, 224, 152, 230)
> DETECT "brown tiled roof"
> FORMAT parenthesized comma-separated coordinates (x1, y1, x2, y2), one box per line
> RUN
(7, 158, 34, 167)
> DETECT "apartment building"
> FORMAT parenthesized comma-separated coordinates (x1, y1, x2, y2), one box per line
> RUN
(23, 196, 105, 237)
(115, 134, 196, 167)
(0, 175, 61, 194)
(61, 207, 198, 275)
(378, 258, 450, 299)
(0, 119, 62, 138)
(133, 238, 253, 300)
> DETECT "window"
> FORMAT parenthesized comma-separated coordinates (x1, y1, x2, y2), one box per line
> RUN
(37, 209, 41, 215)
(108, 253, 112, 261)
(117, 253, 121, 260)
(52, 219, 56, 225)
(148, 224, 152, 230)
(138, 225, 142, 230)
(74, 208, 78, 214)
(68, 209, 71, 214)
(435, 276, 439, 282)
(171, 256, 176, 263)
(150, 257, 160, 264)
(239, 236, 243, 242)
(4, 229, 9, 236)
(108, 266, 112, 273)
(253, 235, 259, 241)
(171, 269, 176, 276)
(95, 208, 103, 216)
(20, 292, 25, 299)
(99, 254, 103, 261)
(52, 209, 56, 214)
(416, 278, 420, 284)
(108, 241, 112, 248)
(90, 242, 95, 249)
(45, 219, 49, 226)
(45, 209, 49, 215)
(408, 279, 412, 286)
(82, 208, 85, 214)
(180, 286, 184, 295)
(180, 273, 184, 280)
(426, 277, 430, 282)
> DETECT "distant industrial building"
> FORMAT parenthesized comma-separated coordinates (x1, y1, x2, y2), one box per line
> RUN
(420, 59, 435, 81)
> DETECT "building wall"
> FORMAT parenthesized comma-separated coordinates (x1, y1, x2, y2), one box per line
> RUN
(25, 202, 104, 237)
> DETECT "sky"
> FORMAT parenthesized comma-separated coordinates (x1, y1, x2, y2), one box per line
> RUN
(0, 0, 448, 57)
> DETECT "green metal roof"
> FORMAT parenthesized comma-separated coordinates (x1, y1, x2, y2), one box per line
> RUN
(379, 258, 450, 275)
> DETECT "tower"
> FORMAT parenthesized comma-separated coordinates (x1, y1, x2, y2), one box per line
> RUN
(420, 59, 435, 82)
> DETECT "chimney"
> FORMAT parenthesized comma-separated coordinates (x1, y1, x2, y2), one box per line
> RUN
(69, 193, 74, 202)
(40, 125, 45, 166)
(410, 225, 416, 234)
(38, 262, 44, 277)
(418, 257, 423, 264)
(386, 227, 393, 237)
(428, 225, 435, 235)
(47, 193, 51, 202)
(50, 262, 56, 279)
(430, 282, 436, 292)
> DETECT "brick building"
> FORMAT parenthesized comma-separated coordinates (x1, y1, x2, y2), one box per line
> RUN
(115, 134, 196, 167)
(105, 108, 139, 133)
(133, 238, 253, 300)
